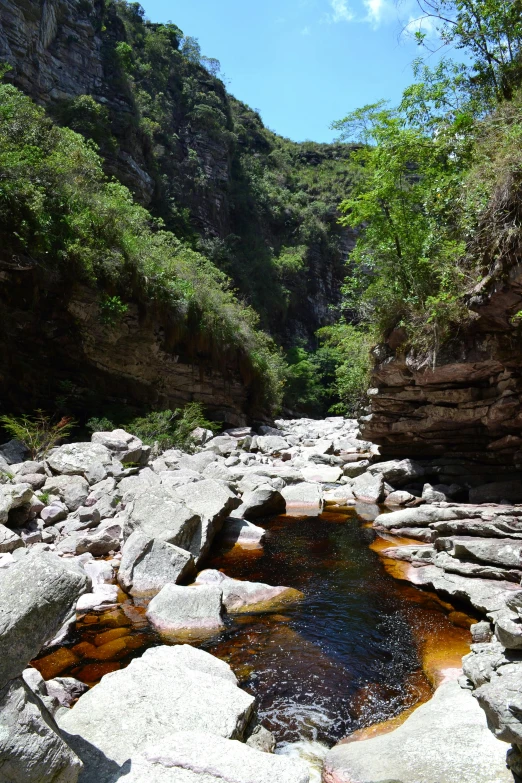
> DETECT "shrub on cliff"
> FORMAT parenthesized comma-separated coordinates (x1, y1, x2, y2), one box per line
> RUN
(0, 82, 284, 411)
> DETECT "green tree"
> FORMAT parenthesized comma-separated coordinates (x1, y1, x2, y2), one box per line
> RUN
(413, 0, 522, 102)
(332, 97, 472, 342)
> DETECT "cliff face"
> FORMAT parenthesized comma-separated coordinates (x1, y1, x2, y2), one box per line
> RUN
(0, 262, 250, 425)
(0, 0, 352, 344)
(360, 261, 522, 467)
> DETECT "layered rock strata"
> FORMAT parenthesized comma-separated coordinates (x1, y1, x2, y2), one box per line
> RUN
(361, 261, 522, 468)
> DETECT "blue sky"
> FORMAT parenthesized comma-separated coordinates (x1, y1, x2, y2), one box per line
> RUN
(140, 0, 436, 142)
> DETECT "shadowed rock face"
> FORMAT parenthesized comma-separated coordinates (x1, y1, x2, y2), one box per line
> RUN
(0, 274, 251, 424)
(361, 261, 522, 468)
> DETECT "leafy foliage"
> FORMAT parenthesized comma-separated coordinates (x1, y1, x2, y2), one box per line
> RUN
(0, 82, 285, 410)
(87, 402, 219, 452)
(412, 0, 522, 103)
(317, 324, 373, 416)
(0, 411, 76, 459)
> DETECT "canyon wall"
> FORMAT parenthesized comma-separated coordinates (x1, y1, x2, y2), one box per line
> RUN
(361, 261, 522, 468)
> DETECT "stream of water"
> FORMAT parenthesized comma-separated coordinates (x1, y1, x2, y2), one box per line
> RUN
(33, 505, 473, 761)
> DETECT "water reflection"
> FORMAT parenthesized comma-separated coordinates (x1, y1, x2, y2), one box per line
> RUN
(32, 508, 472, 747)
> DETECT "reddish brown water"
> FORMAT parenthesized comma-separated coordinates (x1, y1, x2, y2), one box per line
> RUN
(32, 507, 473, 746)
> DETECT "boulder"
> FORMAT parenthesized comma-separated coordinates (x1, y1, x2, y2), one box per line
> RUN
(462, 643, 507, 688)
(0, 552, 88, 688)
(494, 611, 522, 649)
(194, 569, 303, 613)
(300, 465, 343, 483)
(409, 565, 519, 615)
(83, 559, 114, 586)
(76, 584, 120, 614)
(256, 435, 290, 454)
(109, 731, 309, 783)
(119, 469, 160, 502)
(177, 451, 217, 473)
(471, 621, 493, 644)
(385, 489, 416, 505)
(323, 680, 512, 783)
(368, 458, 425, 485)
(17, 472, 46, 490)
(220, 517, 266, 546)
(58, 646, 255, 782)
(204, 435, 238, 455)
(146, 583, 225, 638)
(475, 663, 522, 744)
(323, 486, 356, 506)
(0, 439, 29, 464)
(46, 677, 89, 708)
(57, 522, 122, 557)
(469, 480, 522, 504)
(191, 426, 215, 445)
(0, 523, 24, 553)
(282, 482, 323, 509)
(40, 501, 69, 526)
(12, 461, 45, 477)
(171, 479, 241, 560)
(234, 485, 286, 520)
(0, 677, 82, 783)
(118, 531, 195, 596)
(91, 429, 143, 464)
(46, 443, 114, 484)
(351, 471, 384, 504)
(42, 475, 89, 511)
(342, 459, 370, 478)
(0, 482, 33, 524)
(122, 486, 200, 551)
(246, 724, 276, 753)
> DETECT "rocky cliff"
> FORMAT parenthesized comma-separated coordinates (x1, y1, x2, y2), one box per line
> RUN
(360, 259, 522, 470)
(0, 264, 250, 425)
(0, 0, 354, 343)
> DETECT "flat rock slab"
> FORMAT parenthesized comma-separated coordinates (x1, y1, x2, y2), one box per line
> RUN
(300, 466, 342, 484)
(374, 505, 459, 530)
(195, 569, 303, 613)
(411, 564, 520, 615)
(323, 680, 512, 783)
(109, 730, 309, 783)
(58, 646, 255, 783)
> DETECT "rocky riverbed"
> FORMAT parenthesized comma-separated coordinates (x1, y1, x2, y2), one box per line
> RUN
(0, 417, 520, 782)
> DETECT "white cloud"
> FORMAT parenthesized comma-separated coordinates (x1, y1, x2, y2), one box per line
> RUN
(329, 0, 355, 23)
(363, 0, 395, 27)
(301, 25, 312, 34)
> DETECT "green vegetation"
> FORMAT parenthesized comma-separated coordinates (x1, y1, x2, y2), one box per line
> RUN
(0, 411, 76, 459)
(48, 1, 358, 335)
(0, 80, 284, 410)
(86, 402, 219, 452)
(330, 0, 522, 366)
